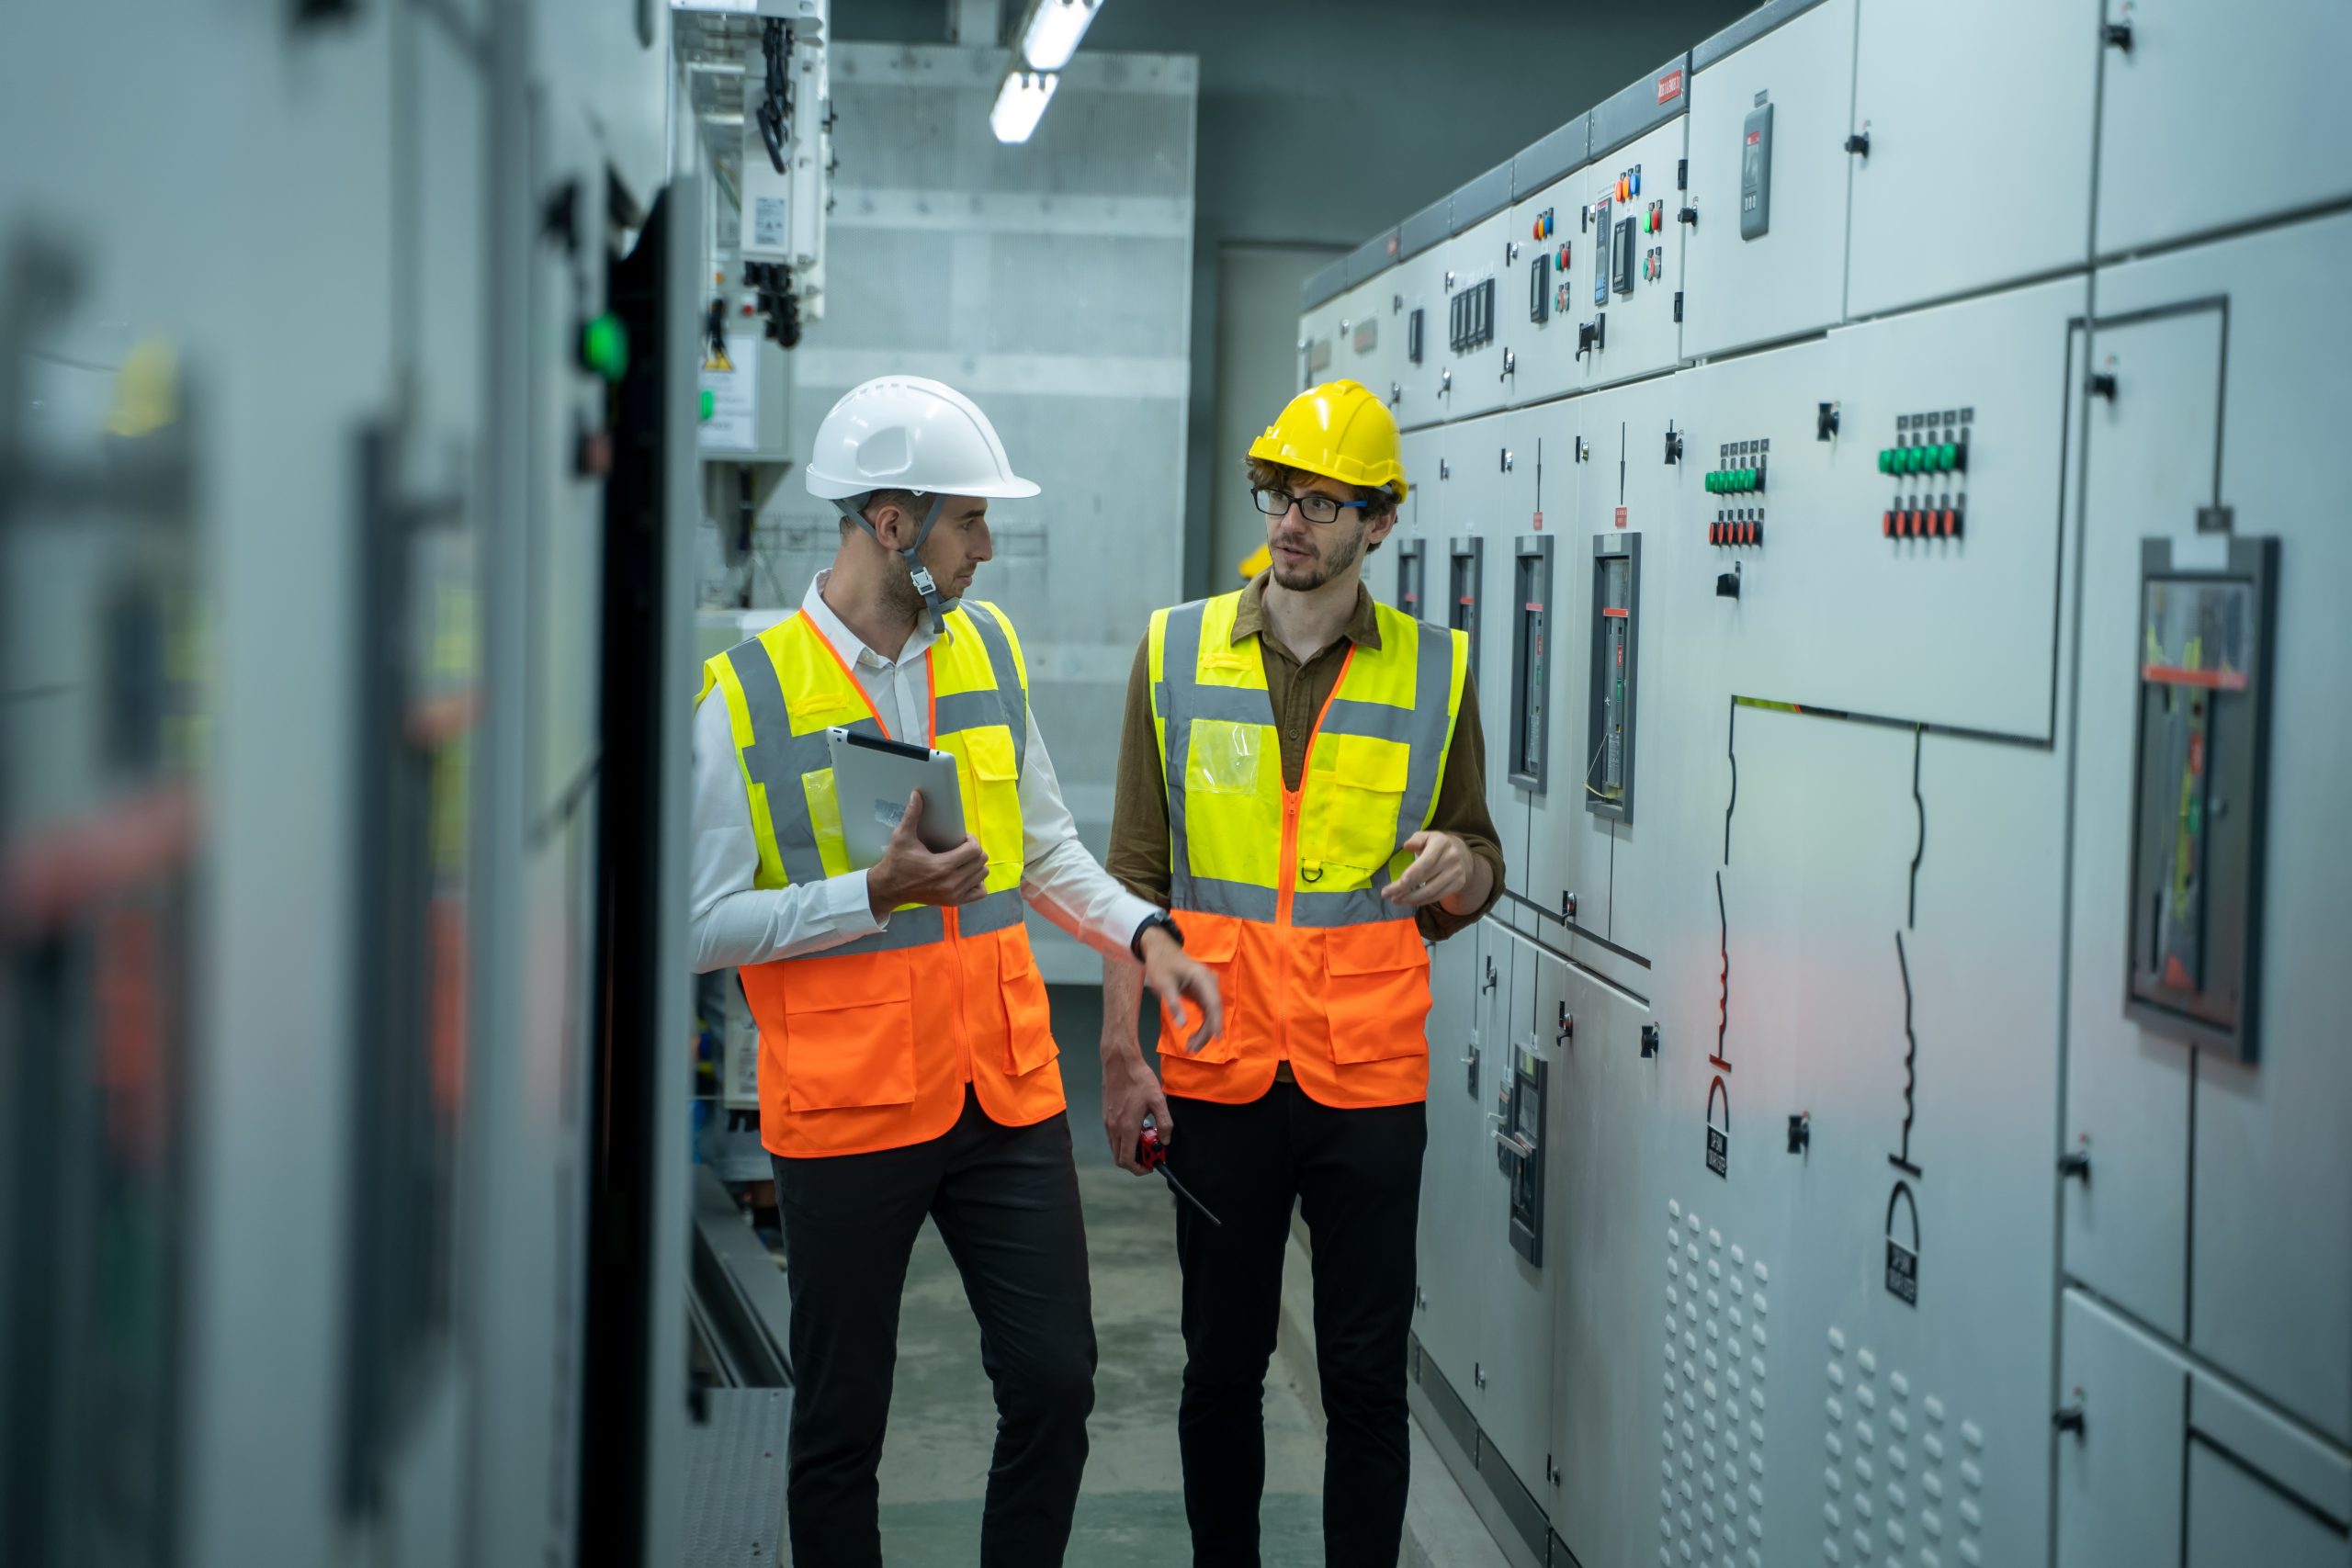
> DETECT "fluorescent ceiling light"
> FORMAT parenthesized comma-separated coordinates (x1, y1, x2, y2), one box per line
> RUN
(1020, 0, 1102, 72)
(989, 69, 1059, 144)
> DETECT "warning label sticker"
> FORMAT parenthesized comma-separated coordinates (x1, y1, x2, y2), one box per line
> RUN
(753, 197, 787, 250)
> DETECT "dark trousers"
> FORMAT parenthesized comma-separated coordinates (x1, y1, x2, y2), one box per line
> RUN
(1166, 1080, 1427, 1568)
(769, 1091, 1096, 1568)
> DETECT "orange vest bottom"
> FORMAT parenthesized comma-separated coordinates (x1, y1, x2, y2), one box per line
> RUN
(744, 916, 1064, 1158)
(1157, 909, 1431, 1109)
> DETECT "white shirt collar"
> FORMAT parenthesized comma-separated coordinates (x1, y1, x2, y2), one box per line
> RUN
(804, 568, 941, 671)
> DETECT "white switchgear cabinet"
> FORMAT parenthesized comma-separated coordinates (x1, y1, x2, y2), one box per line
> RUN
(1316, 5, 2352, 1565)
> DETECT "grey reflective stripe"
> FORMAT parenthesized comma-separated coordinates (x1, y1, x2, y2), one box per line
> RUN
(1159, 601, 1207, 904)
(957, 887, 1025, 936)
(957, 602, 1028, 776)
(933, 689, 1005, 743)
(727, 629, 890, 887)
(1166, 682, 1270, 728)
(728, 637, 833, 886)
(1318, 697, 1419, 744)
(823, 906, 948, 956)
(1392, 623, 1458, 839)
(1290, 886, 1396, 928)
(1171, 876, 1278, 923)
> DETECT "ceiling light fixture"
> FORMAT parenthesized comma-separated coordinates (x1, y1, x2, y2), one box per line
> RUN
(989, 69, 1059, 145)
(1018, 0, 1103, 73)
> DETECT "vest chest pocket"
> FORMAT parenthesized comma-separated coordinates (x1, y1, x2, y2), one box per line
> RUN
(1320, 919, 1430, 1064)
(959, 724, 1023, 874)
(1304, 733, 1411, 875)
(993, 929, 1059, 1077)
(779, 953, 918, 1110)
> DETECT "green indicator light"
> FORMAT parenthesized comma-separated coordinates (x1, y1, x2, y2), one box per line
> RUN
(1939, 442, 1958, 471)
(1900, 446, 1920, 475)
(699, 387, 715, 422)
(581, 311, 630, 382)
(1878, 448, 1894, 474)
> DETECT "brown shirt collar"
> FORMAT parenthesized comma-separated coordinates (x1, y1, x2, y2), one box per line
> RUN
(1229, 574, 1384, 655)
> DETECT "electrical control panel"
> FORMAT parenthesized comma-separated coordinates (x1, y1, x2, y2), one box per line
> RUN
(1507, 534, 1555, 793)
(1585, 532, 1639, 823)
(1447, 533, 1484, 693)
(1441, 209, 1512, 421)
(2125, 536, 2276, 1061)
(1495, 1041, 1546, 1266)
(1339, 17, 2352, 1568)
(1506, 175, 1589, 407)
(1739, 97, 1772, 239)
(1577, 107, 1690, 389)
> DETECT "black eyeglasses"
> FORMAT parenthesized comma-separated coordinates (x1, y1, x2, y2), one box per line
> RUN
(1250, 486, 1373, 525)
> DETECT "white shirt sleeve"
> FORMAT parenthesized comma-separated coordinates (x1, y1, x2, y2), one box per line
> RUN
(1016, 705, 1158, 961)
(688, 688, 887, 974)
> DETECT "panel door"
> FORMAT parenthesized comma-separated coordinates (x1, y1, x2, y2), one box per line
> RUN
(1577, 116, 1690, 390)
(1505, 169, 1590, 409)
(1475, 931, 1556, 1504)
(1441, 211, 1514, 422)
(1681, 0, 1857, 359)
(2062, 307, 2224, 1341)
(1847, 0, 2098, 317)
(2095, 0, 2352, 257)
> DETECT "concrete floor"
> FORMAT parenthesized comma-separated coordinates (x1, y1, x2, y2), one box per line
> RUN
(862, 983, 1330, 1564)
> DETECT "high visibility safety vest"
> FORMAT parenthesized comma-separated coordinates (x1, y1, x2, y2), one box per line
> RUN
(698, 600, 1060, 1157)
(1148, 591, 1467, 1108)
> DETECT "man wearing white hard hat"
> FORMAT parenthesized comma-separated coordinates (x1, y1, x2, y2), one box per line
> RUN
(689, 375, 1221, 1566)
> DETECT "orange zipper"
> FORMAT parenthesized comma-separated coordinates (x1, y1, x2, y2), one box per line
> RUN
(1274, 646, 1355, 1056)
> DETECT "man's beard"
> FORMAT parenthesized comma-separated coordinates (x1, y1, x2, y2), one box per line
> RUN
(1270, 522, 1367, 592)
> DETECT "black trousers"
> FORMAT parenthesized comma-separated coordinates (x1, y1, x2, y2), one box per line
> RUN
(769, 1090, 1096, 1568)
(1166, 1081, 1428, 1568)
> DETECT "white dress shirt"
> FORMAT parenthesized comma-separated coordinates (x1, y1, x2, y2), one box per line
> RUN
(689, 570, 1155, 974)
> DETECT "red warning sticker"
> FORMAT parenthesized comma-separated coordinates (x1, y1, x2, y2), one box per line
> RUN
(1614, 505, 1629, 529)
(1657, 69, 1684, 105)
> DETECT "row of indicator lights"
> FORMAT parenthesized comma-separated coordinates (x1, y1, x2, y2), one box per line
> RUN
(1532, 208, 1559, 241)
(1710, 518, 1765, 547)
(1878, 441, 1968, 475)
(1645, 200, 1667, 235)
(1610, 166, 1644, 203)
(1705, 466, 1766, 494)
(1555, 241, 1573, 270)
(1883, 507, 1965, 538)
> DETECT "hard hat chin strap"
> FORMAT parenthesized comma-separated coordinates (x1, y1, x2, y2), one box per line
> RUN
(836, 491, 954, 634)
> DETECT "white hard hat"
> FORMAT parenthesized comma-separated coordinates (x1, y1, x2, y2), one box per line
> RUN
(803, 375, 1041, 502)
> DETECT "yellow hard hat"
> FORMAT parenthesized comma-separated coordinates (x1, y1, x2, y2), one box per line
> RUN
(1248, 379, 1409, 502)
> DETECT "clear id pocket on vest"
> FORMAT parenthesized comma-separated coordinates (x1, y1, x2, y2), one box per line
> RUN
(1185, 718, 1273, 796)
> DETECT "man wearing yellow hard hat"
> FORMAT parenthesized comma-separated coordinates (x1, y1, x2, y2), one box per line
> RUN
(1100, 378, 1504, 1562)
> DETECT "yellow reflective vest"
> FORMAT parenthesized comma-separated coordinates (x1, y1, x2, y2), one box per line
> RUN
(1147, 590, 1467, 1107)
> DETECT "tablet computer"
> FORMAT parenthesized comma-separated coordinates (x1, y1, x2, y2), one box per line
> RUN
(825, 727, 967, 869)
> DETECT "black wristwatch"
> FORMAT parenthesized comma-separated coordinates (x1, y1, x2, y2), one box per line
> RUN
(1130, 909, 1183, 961)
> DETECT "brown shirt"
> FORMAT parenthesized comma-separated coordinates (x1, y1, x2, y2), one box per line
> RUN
(1106, 577, 1505, 944)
